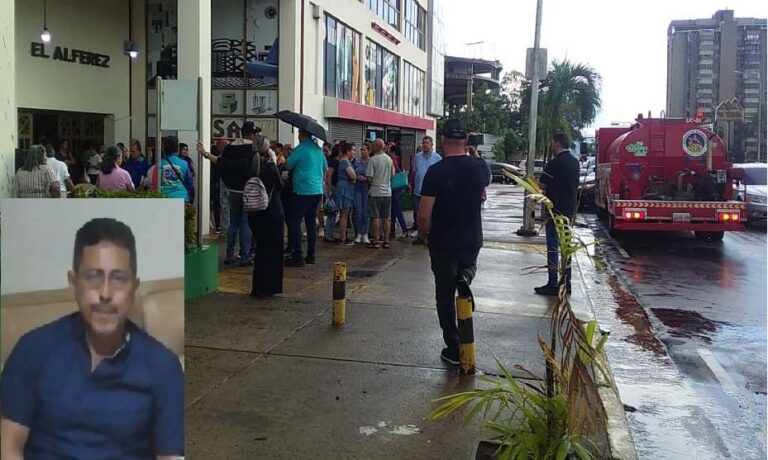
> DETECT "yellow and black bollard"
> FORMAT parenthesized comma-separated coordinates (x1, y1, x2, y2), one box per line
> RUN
(456, 295, 476, 375)
(332, 262, 347, 327)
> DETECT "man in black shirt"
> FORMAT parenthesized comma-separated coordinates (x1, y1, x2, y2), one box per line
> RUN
(418, 119, 491, 365)
(535, 132, 580, 296)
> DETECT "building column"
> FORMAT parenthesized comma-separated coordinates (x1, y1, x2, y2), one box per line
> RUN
(0, 1, 15, 197)
(279, 0, 302, 145)
(177, 0, 212, 235)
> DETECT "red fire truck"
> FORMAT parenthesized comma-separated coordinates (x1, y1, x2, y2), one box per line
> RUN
(595, 116, 746, 241)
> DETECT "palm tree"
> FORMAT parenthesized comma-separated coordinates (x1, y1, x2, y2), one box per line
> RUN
(538, 60, 602, 160)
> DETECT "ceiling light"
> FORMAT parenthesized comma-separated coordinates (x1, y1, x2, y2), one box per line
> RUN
(41, 0, 51, 43)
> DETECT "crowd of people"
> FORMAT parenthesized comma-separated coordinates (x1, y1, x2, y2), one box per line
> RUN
(13, 137, 199, 201)
(199, 121, 454, 298)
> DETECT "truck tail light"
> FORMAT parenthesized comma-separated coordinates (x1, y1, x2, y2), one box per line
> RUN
(622, 209, 646, 220)
(718, 211, 740, 222)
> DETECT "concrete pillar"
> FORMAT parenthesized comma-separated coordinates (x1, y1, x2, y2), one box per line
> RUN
(176, 0, 212, 235)
(279, 0, 302, 145)
(0, 0, 15, 197)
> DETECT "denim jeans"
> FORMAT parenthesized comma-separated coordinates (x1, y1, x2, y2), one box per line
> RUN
(290, 194, 322, 261)
(428, 245, 480, 352)
(353, 187, 369, 235)
(391, 187, 408, 234)
(545, 220, 571, 287)
(412, 194, 421, 228)
(219, 179, 230, 231)
(226, 192, 252, 261)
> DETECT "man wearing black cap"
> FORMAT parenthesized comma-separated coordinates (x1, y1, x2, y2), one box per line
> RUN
(418, 119, 491, 365)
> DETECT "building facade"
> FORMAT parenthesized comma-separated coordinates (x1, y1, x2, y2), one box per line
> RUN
(666, 10, 767, 162)
(1, 0, 444, 223)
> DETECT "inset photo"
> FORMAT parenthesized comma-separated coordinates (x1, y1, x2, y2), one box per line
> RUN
(0, 198, 185, 459)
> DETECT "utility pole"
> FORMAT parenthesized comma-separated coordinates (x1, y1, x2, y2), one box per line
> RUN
(517, 0, 544, 236)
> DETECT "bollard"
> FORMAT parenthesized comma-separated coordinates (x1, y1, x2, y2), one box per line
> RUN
(456, 295, 476, 375)
(332, 262, 347, 326)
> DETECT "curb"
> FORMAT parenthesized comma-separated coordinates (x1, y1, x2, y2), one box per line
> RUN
(574, 251, 639, 460)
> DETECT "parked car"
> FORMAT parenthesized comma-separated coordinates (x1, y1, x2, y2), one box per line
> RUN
(519, 159, 545, 177)
(733, 163, 767, 224)
(490, 162, 523, 184)
(578, 161, 596, 209)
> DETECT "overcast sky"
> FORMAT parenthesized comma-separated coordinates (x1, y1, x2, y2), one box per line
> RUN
(442, 0, 766, 135)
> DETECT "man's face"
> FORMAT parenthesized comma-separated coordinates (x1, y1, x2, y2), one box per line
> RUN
(69, 242, 139, 338)
(422, 139, 433, 153)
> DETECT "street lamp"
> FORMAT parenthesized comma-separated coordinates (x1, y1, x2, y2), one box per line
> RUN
(734, 69, 763, 162)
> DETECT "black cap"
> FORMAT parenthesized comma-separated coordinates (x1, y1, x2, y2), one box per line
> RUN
(241, 121, 262, 136)
(442, 118, 467, 139)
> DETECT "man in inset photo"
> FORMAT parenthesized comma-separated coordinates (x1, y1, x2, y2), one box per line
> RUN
(0, 217, 184, 460)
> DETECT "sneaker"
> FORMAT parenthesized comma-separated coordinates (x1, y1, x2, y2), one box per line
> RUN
(344, 239, 355, 246)
(223, 257, 238, 265)
(362, 235, 371, 245)
(354, 234, 363, 244)
(284, 258, 305, 267)
(440, 348, 460, 366)
(412, 237, 424, 245)
(240, 258, 253, 267)
(304, 256, 316, 265)
(534, 284, 558, 296)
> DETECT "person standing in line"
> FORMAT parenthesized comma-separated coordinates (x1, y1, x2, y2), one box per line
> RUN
(323, 143, 342, 242)
(534, 133, 580, 296)
(147, 137, 194, 203)
(124, 139, 150, 190)
(366, 139, 394, 249)
(284, 130, 327, 267)
(97, 147, 135, 192)
(44, 143, 74, 198)
(388, 143, 409, 240)
(411, 136, 442, 244)
(417, 119, 490, 365)
(216, 123, 260, 266)
(15, 145, 61, 198)
(86, 145, 102, 185)
(353, 143, 371, 245)
(335, 142, 357, 245)
(248, 143, 285, 297)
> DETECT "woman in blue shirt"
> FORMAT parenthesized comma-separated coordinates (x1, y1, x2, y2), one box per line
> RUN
(336, 141, 357, 245)
(353, 143, 371, 245)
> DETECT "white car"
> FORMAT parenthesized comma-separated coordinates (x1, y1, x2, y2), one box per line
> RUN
(519, 159, 545, 177)
(733, 163, 767, 224)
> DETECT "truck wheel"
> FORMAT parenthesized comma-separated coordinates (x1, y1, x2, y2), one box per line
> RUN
(695, 231, 724, 242)
(608, 213, 618, 236)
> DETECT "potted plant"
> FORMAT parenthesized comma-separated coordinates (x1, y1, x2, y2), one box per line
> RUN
(429, 174, 612, 459)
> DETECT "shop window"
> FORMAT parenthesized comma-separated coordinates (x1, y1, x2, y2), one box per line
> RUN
(364, 0, 400, 30)
(365, 40, 399, 112)
(403, 0, 426, 50)
(324, 15, 361, 103)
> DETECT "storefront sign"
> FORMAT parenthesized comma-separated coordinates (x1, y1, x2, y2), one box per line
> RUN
(30, 42, 110, 68)
(212, 118, 277, 141)
(715, 98, 744, 121)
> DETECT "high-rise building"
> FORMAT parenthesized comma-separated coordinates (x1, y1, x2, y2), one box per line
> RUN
(666, 10, 766, 162)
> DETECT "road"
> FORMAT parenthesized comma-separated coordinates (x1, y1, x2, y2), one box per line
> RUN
(484, 183, 766, 458)
(585, 209, 767, 458)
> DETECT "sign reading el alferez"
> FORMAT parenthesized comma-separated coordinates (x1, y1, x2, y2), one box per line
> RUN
(30, 42, 110, 68)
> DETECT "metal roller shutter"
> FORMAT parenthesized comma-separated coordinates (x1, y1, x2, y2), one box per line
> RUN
(329, 120, 364, 147)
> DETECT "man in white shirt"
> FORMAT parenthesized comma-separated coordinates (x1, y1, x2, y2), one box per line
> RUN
(44, 144, 74, 197)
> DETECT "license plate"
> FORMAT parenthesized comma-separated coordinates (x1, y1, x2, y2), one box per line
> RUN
(673, 213, 691, 223)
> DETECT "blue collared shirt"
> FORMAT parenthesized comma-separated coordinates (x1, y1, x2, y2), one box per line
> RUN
(0, 312, 184, 459)
(413, 151, 442, 196)
(124, 155, 150, 189)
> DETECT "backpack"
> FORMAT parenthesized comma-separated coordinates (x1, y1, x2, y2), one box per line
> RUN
(243, 176, 270, 212)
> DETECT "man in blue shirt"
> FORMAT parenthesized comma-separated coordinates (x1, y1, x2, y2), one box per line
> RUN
(124, 139, 150, 189)
(0, 218, 184, 460)
(285, 129, 327, 266)
(411, 136, 442, 244)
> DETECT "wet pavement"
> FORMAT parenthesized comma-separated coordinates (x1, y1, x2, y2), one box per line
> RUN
(184, 184, 621, 458)
(583, 206, 767, 458)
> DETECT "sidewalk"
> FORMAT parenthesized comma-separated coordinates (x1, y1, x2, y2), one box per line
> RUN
(185, 190, 623, 459)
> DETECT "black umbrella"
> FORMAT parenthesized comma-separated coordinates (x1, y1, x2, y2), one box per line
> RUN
(276, 110, 330, 143)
